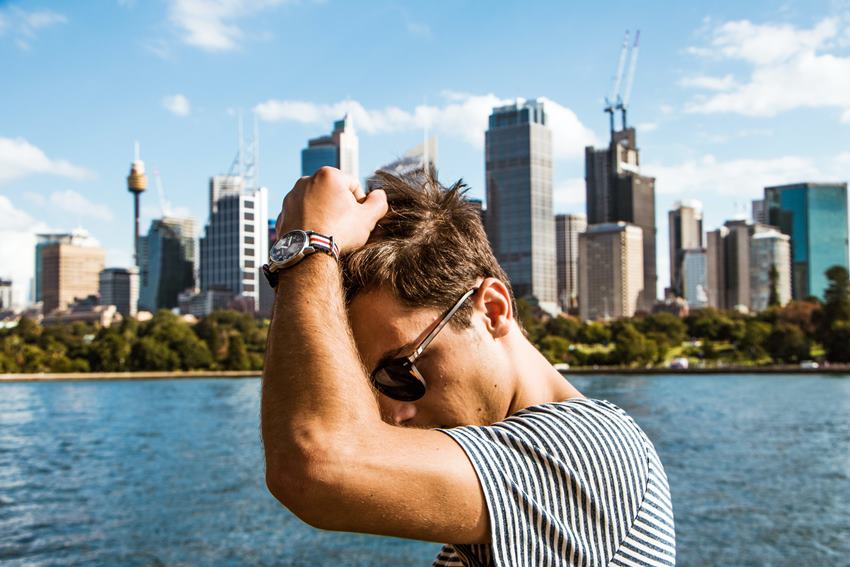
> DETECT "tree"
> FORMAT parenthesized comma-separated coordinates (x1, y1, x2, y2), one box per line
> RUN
(765, 322, 810, 363)
(819, 265, 850, 340)
(130, 337, 179, 371)
(638, 312, 686, 346)
(739, 320, 771, 362)
(224, 334, 251, 370)
(610, 322, 657, 367)
(544, 315, 581, 341)
(539, 336, 570, 364)
(577, 322, 611, 345)
(768, 264, 781, 307)
(822, 320, 850, 362)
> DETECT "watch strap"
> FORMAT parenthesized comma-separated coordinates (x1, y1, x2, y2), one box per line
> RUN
(306, 231, 340, 261)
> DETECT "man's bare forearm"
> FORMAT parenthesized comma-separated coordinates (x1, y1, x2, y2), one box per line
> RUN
(261, 253, 380, 471)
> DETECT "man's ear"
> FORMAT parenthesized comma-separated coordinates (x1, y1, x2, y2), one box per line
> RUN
(474, 277, 513, 339)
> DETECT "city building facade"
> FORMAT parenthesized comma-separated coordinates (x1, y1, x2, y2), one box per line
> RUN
(681, 248, 708, 309)
(0, 279, 11, 310)
(200, 175, 269, 312)
(578, 222, 644, 321)
(301, 114, 359, 179)
(765, 182, 849, 300)
(99, 267, 139, 317)
(138, 216, 196, 312)
(668, 200, 704, 297)
(750, 229, 792, 311)
(37, 230, 105, 315)
(585, 127, 657, 309)
(555, 213, 586, 311)
(485, 98, 558, 313)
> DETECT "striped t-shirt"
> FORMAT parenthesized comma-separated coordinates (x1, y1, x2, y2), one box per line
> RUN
(433, 397, 675, 567)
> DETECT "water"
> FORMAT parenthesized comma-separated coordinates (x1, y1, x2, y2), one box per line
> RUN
(0, 375, 848, 567)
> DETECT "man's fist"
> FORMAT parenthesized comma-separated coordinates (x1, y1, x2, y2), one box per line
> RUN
(276, 167, 388, 255)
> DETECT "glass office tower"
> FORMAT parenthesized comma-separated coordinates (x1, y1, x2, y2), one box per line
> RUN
(485, 98, 558, 314)
(765, 182, 849, 300)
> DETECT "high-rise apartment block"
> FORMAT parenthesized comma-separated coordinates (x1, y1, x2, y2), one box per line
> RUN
(200, 176, 269, 312)
(301, 114, 359, 179)
(99, 267, 139, 317)
(750, 229, 792, 311)
(585, 127, 657, 309)
(668, 200, 704, 296)
(706, 220, 776, 311)
(37, 230, 105, 315)
(765, 182, 849, 300)
(578, 222, 644, 320)
(485, 98, 558, 313)
(555, 213, 586, 311)
(681, 248, 708, 309)
(0, 279, 12, 310)
(139, 216, 197, 311)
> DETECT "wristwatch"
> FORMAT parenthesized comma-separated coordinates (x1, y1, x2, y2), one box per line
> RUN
(263, 229, 340, 288)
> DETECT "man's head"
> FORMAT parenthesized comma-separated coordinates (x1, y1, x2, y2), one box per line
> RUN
(342, 170, 525, 429)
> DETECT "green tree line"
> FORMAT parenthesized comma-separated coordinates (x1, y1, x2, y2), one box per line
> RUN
(0, 310, 268, 373)
(524, 265, 850, 368)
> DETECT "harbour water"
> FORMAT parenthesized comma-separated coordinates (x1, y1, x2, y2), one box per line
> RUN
(1, 374, 848, 566)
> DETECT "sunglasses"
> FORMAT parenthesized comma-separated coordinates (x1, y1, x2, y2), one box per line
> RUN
(369, 286, 479, 402)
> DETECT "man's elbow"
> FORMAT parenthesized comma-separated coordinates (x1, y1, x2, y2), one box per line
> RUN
(263, 433, 349, 529)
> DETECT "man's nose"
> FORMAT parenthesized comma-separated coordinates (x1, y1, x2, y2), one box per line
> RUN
(381, 398, 417, 426)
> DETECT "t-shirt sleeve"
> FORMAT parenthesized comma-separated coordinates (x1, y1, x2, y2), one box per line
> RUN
(437, 402, 650, 567)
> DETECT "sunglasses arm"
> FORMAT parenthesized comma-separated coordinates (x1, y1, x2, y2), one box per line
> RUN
(411, 287, 478, 361)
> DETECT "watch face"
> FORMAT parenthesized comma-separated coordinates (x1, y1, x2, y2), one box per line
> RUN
(271, 231, 307, 262)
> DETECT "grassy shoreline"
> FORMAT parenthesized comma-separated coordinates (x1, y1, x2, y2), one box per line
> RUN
(2, 365, 849, 382)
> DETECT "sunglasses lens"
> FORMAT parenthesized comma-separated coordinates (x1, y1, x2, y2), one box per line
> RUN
(372, 363, 425, 402)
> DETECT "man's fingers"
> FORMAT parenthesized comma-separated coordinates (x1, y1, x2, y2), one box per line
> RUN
(362, 189, 389, 225)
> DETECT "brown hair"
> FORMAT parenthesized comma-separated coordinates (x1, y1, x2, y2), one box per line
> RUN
(341, 169, 517, 329)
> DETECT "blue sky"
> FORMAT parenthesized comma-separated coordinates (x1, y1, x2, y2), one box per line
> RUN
(2, 0, 849, 306)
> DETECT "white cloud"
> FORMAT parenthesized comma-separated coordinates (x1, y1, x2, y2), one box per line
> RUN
(163, 93, 191, 116)
(553, 177, 586, 213)
(679, 74, 737, 91)
(254, 93, 597, 158)
(0, 137, 93, 185)
(644, 154, 820, 197)
(683, 17, 850, 119)
(0, 196, 49, 307)
(636, 122, 658, 132)
(49, 190, 114, 222)
(168, 0, 287, 51)
(0, 6, 67, 49)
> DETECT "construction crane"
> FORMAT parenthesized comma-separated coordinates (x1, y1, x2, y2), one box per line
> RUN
(152, 166, 171, 217)
(616, 30, 641, 130)
(604, 31, 630, 136)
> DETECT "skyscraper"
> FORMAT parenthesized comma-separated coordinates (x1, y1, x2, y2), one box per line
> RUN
(765, 182, 849, 300)
(0, 279, 12, 310)
(200, 176, 269, 312)
(127, 144, 148, 268)
(750, 229, 792, 311)
(668, 200, 704, 296)
(555, 213, 587, 311)
(485, 98, 558, 313)
(35, 233, 74, 303)
(585, 127, 657, 309)
(578, 222, 643, 321)
(705, 227, 728, 309)
(38, 229, 105, 315)
(681, 248, 708, 309)
(751, 199, 766, 224)
(99, 267, 139, 317)
(138, 216, 197, 311)
(301, 114, 359, 179)
(708, 219, 774, 311)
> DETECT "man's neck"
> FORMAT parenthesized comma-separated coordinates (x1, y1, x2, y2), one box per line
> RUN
(505, 335, 584, 418)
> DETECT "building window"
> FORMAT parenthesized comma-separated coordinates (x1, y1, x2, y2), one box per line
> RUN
(244, 284, 255, 292)
(244, 248, 255, 257)
(245, 224, 254, 232)
(244, 212, 255, 221)
(244, 201, 254, 209)
(245, 260, 255, 268)
(245, 236, 255, 245)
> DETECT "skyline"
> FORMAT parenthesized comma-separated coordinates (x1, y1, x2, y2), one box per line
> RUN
(2, 0, 850, 306)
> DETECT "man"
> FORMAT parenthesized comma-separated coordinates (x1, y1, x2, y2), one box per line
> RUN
(261, 166, 675, 566)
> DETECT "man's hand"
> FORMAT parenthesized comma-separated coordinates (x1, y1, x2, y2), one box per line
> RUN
(275, 166, 388, 254)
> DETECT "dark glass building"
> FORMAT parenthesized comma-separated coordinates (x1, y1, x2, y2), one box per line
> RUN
(765, 182, 849, 300)
(485, 99, 558, 313)
(585, 127, 657, 310)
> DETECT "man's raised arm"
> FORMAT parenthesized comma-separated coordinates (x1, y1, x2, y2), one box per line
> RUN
(260, 167, 489, 544)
